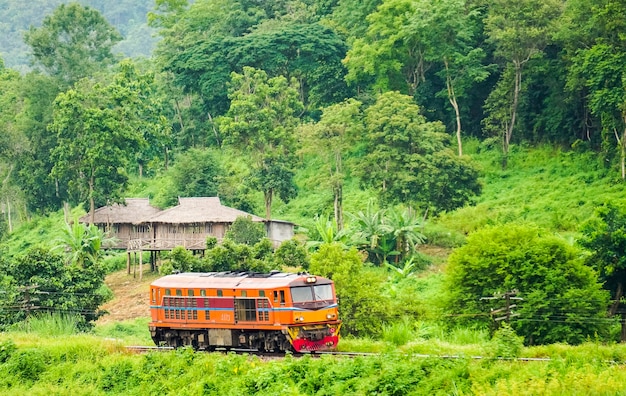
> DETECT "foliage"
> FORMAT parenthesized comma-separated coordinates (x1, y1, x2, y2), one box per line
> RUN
(310, 243, 391, 336)
(218, 66, 302, 219)
(201, 239, 277, 273)
(50, 61, 169, 217)
(355, 91, 482, 213)
(169, 246, 201, 273)
(578, 203, 626, 324)
(53, 220, 114, 267)
(274, 239, 310, 270)
(445, 224, 611, 345)
(224, 216, 266, 245)
(0, 246, 109, 330)
(488, 323, 524, 358)
(347, 202, 426, 266)
(23, 3, 122, 87)
(168, 148, 222, 202)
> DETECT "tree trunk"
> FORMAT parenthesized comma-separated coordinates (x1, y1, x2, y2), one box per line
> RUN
(264, 189, 273, 220)
(444, 59, 463, 157)
(334, 150, 343, 231)
(503, 61, 522, 169)
(89, 174, 95, 225)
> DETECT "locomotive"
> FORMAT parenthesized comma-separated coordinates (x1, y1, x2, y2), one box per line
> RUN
(149, 271, 341, 352)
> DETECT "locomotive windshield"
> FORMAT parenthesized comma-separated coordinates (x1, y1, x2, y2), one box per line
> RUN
(291, 284, 334, 309)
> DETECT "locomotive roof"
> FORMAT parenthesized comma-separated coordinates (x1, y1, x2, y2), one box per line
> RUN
(150, 271, 332, 289)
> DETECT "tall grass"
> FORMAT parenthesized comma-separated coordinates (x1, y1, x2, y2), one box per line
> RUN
(10, 313, 79, 336)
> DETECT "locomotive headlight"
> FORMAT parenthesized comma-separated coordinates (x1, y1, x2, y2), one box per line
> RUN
(326, 314, 335, 319)
(305, 276, 317, 283)
(296, 316, 304, 322)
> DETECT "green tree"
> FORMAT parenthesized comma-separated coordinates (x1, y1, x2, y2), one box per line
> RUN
(561, 0, 626, 179)
(274, 239, 310, 270)
(344, 0, 425, 95)
(0, 247, 109, 329)
(54, 221, 112, 268)
(49, 61, 167, 222)
(405, 0, 490, 156)
(218, 67, 302, 219)
(23, 3, 122, 87)
(224, 216, 266, 245)
(483, 0, 562, 167)
(356, 91, 481, 213)
(169, 148, 222, 202)
(310, 243, 391, 336)
(579, 203, 626, 341)
(0, 60, 29, 230)
(446, 224, 610, 345)
(302, 99, 363, 229)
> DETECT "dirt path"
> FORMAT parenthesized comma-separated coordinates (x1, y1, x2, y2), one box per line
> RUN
(96, 266, 160, 325)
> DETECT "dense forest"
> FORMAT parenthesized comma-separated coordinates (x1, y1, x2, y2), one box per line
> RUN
(4, 0, 626, 352)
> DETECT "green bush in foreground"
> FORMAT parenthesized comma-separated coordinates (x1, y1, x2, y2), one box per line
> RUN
(2, 337, 626, 395)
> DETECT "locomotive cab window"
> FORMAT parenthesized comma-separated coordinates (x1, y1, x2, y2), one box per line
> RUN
(291, 284, 334, 309)
(151, 289, 156, 303)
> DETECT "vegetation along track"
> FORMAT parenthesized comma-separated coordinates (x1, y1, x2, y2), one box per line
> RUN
(124, 346, 558, 362)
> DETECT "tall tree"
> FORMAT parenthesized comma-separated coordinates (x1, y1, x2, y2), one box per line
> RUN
(344, 0, 426, 95)
(218, 67, 303, 219)
(303, 99, 363, 229)
(405, 0, 489, 156)
(579, 203, 626, 341)
(23, 3, 122, 87)
(49, 61, 167, 222)
(356, 91, 481, 214)
(0, 60, 29, 230)
(561, 0, 626, 179)
(483, 0, 562, 167)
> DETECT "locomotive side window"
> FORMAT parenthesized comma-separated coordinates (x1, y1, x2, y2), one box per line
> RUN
(200, 290, 206, 296)
(273, 291, 278, 303)
(165, 289, 171, 296)
(188, 290, 194, 297)
(280, 290, 285, 304)
(259, 290, 265, 297)
(151, 288, 156, 303)
(176, 289, 182, 296)
(217, 290, 223, 297)
(241, 291, 247, 297)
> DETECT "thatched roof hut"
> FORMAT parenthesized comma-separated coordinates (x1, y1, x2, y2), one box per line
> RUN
(146, 197, 265, 224)
(80, 198, 161, 225)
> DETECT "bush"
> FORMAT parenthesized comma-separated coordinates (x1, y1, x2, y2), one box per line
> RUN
(0, 339, 16, 364)
(445, 224, 611, 345)
(489, 323, 524, 358)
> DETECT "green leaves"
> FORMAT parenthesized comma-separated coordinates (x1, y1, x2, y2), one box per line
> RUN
(446, 224, 610, 345)
(24, 3, 122, 87)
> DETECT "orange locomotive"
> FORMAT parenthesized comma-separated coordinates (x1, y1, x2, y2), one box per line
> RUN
(149, 271, 341, 352)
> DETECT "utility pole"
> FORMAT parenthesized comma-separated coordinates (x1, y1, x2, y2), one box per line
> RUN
(19, 285, 39, 320)
(481, 290, 523, 327)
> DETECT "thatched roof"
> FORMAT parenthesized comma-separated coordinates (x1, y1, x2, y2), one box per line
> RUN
(146, 197, 266, 224)
(79, 198, 161, 224)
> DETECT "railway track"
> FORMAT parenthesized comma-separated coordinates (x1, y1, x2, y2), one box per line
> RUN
(124, 346, 554, 362)
(125, 345, 376, 358)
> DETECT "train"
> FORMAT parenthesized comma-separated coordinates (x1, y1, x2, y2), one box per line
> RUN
(149, 271, 341, 352)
